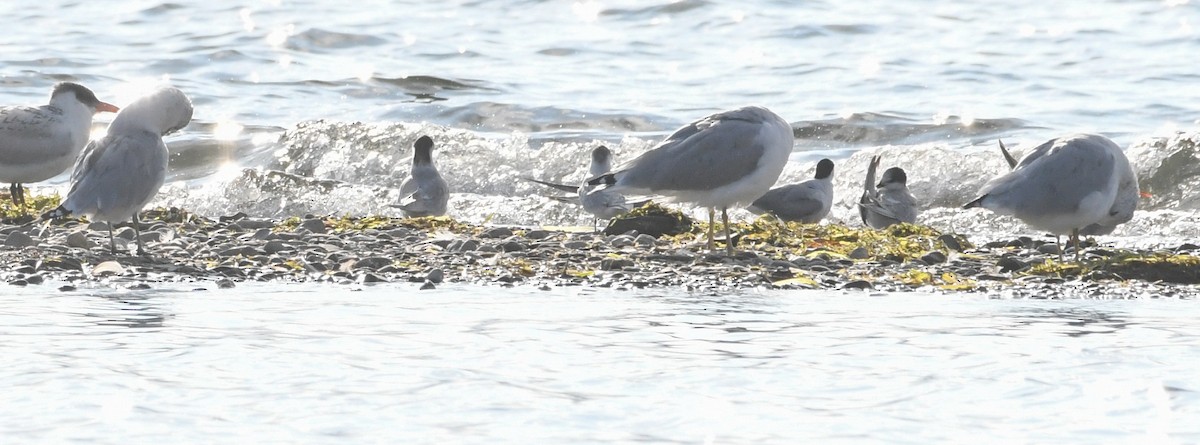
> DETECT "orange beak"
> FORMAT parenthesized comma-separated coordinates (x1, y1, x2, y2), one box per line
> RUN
(96, 101, 120, 113)
(1140, 191, 1152, 198)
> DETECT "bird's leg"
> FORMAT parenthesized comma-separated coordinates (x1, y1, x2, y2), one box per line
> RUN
(10, 183, 25, 211)
(1071, 228, 1081, 262)
(107, 224, 117, 255)
(706, 207, 716, 250)
(722, 207, 733, 256)
(133, 213, 146, 256)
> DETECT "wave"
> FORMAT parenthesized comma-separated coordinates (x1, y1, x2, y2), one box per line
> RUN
(156, 119, 1200, 239)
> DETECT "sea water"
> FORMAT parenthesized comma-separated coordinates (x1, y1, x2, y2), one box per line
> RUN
(3, 0, 1200, 442)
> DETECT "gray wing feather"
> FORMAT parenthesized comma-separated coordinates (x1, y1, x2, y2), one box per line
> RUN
(617, 109, 766, 192)
(750, 184, 825, 223)
(64, 131, 168, 219)
(981, 138, 1116, 214)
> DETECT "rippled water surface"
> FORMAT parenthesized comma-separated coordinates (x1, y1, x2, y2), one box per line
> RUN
(2, 283, 1199, 443)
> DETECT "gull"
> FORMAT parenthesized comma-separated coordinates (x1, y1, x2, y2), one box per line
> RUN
(42, 87, 193, 255)
(587, 106, 793, 254)
(747, 158, 835, 223)
(965, 134, 1130, 260)
(393, 135, 449, 217)
(857, 155, 918, 228)
(0, 82, 119, 209)
(525, 145, 640, 231)
(997, 139, 1140, 237)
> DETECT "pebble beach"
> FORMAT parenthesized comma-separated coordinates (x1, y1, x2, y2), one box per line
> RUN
(4, 204, 1197, 299)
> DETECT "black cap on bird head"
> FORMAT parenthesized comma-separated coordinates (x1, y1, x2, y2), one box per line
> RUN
(591, 145, 611, 163)
(413, 135, 435, 165)
(878, 167, 907, 187)
(51, 82, 119, 113)
(814, 158, 834, 180)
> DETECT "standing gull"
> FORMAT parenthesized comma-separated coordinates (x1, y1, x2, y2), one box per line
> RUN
(0, 82, 119, 209)
(747, 158, 835, 223)
(997, 139, 1139, 237)
(588, 106, 793, 254)
(394, 135, 449, 217)
(857, 155, 918, 229)
(42, 87, 193, 255)
(525, 145, 639, 231)
(964, 134, 1128, 260)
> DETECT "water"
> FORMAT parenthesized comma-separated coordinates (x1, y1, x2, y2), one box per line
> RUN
(2, 0, 1199, 236)
(2, 282, 1198, 444)
(5, 2, 1200, 442)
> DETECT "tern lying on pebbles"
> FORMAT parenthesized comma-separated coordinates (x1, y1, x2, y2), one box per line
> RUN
(747, 158, 835, 224)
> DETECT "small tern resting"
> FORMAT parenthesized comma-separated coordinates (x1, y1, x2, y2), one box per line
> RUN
(525, 146, 639, 231)
(858, 155, 918, 229)
(393, 135, 449, 217)
(747, 158, 835, 223)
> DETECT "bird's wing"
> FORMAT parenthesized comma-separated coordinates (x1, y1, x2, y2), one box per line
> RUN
(522, 177, 579, 193)
(616, 109, 772, 192)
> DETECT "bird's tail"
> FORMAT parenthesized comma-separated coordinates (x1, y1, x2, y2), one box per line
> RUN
(962, 196, 986, 209)
(41, 205, 72, 221)
(586, 173, 617, 188)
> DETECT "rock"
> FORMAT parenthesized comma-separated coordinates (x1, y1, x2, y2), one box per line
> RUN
(216, 278, 236, 289)
(91, 261, 125, 277)
(238, 218, 276, 230)
(218, 246, 260, 257)
(977, 274, 1010, 281)
(250, 228, 274, 240)
(4, 231, 36, 248)
(634, 234, 657, 247)
(456, 239, 480, 252)
(58, 285, 77, 292)
(25, 274, 44, 285)
(426, 268, 445, 284)
(356, 273, 385, 283)
(355, 256, 393, 270)
(600, 258, 635, 270)
(524, 229, 552, 240)
(481, 227, 512, 239)
(87, 221, 110, 232)
(938, 234, 964, 252)
(848, 246, 870, 260)
(1038, 244, 1061, 255)
(38, 258, 83, 271)
(8, 279, 27, 286)
(920, 251, 947, 264)
(420, 281, 437, 290)
(66, 231, 93, 249)
(997, 256, 1027, 273)
(563, 240, 589, 250)
(499, 240, 528, 252)
(841, 280, 874, 290)
(609, 235, 635, 248)
(114, 226, 137, 240)
(263, 240, 292, 254)
(299, 218, 326, 234)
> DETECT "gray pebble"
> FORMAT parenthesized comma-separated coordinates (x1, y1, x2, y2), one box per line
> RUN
(4, 231, 37, 248)
(66, 231, 92, 249)
(216, 278, 236, 289)
(609, 235, 635, 248)
(114, 227, 137, 240)
(499, 240, 528, 252)
(997, 256, 1027, 273)
(848, 246, 870, 260)
(921, 251, 948, 264)
(299, 218, 326, 234)
(1038, 244, 1061, 255)
(426, 268, 445, 283)
(634, 234, 657, 247)
(263, 240, 292, 254)
(87, 221, 110, 232)
(355, 256, 393, 270)
(481, 227, 512, 238)
(601, 258, 635, 270)
(250, 228, 273, 240)
(420, 281, 437, 290)
(524, 229, 552, 240)
(938, 234, 964, 252)
(841, 280, 874, 290)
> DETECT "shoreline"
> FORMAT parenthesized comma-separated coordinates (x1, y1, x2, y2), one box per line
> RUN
(2, 207, 1198, 298)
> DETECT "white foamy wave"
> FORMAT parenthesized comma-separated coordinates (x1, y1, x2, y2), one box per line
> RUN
(157, 121, 1200, 240)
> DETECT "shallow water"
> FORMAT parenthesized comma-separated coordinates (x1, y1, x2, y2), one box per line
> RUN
(2, 282, 1198, 443)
